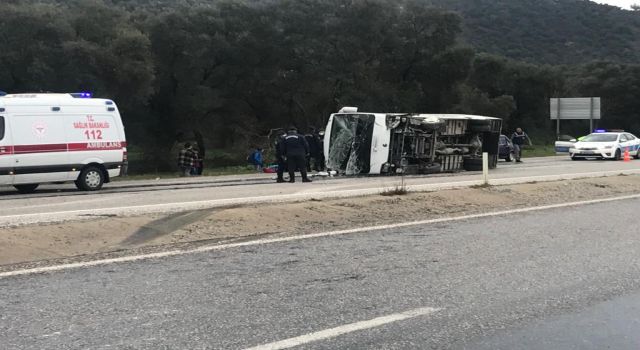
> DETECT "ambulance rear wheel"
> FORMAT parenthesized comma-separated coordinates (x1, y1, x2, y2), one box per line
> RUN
(14, 184, 39, 194)
(76, 166, 104, 191)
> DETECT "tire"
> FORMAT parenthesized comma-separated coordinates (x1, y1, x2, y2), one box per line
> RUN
(635, 149, 640, 160)
(76, 166, 105, 191)
(571, 156, 579, 161)
(14, 184, 39, 194)
(505, 152, 512, 162)
(613, 149, 621, 161)
(463, 157, 484, 171)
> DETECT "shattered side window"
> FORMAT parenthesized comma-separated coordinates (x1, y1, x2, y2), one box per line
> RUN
(327, 114, 374, 175)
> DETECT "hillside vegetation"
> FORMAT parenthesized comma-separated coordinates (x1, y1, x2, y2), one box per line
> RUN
(15, 0, 640, 64)
(428, 0, 640, 64)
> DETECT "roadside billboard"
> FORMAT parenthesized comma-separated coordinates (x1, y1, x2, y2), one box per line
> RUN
(550, 97, 600, 120)
(550, 97, 601, 138)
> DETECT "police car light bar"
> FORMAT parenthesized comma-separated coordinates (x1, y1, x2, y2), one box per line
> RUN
(70, 92, 93, 98)
(594, 129, 624, 133)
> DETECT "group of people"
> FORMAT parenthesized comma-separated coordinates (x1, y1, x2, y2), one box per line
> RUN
(177, 143, 204, 176)
(178, 126, 324, 181)
(274, 126, 324, 183)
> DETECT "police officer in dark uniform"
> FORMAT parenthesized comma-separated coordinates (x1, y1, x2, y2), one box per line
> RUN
(275, 131, 287, 183)
(283, 126, 312, 183)
(316, 130, 325, 171)
(305, 127, 320, 172)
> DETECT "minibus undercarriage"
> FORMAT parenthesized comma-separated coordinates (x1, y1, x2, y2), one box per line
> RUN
(326, 113, 502, 175)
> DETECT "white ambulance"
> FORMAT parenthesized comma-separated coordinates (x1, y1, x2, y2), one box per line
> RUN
(0, 93, 127, 193)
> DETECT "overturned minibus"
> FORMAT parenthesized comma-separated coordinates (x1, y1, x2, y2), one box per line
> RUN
(323, 107, 502, 175)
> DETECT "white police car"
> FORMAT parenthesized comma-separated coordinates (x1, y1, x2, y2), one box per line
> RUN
(569, 130, 640, 160)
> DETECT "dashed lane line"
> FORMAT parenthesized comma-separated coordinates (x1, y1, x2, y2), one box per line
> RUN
(242, 307, 441, 350)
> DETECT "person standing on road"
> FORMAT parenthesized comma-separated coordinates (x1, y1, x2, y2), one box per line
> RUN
(275, 132, 287, 183)
(283, 126, 312, 183)
(511, 127, 532, 163)
(178, 143, 194, 176)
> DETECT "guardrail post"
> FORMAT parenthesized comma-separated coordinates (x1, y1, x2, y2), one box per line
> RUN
(482, 152, 489, 185)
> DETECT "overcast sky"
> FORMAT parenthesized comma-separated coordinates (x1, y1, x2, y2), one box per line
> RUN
(592, 0, 637, 9)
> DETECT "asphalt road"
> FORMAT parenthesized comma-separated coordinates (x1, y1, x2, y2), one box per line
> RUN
(2, 197, 640, 349)
(2, 156, 640, 227)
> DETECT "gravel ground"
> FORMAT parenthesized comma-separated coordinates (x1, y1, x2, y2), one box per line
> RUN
(1, 175, 639, 269)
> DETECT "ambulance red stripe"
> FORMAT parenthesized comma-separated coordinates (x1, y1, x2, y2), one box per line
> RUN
(68, 142, 125, 151)
(0, 142, 126, 155)
(0, 146, 13, 156)
(13, 144, 68, 154)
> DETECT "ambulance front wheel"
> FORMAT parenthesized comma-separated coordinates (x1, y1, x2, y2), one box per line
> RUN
(76, 166, 105, 191)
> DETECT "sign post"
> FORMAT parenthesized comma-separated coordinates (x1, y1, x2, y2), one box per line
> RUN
(556, 98, 561, 139)
(589, 97, 594, 132)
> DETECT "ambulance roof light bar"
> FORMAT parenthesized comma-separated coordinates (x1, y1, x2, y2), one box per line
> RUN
(70, 92, 93, 98)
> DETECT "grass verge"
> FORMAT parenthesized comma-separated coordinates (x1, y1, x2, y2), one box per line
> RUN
(381, 184, 408, 196)
(116, 166, 258, 181)
(522, 144, 557, 157)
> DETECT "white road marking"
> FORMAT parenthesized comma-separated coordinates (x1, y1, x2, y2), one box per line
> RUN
(41, 331, 61, 338)
(501, 164, 568, 170)
(1, 194, 134, 212)
(243, 307, 440, 350)
(2, 193, 640, 278)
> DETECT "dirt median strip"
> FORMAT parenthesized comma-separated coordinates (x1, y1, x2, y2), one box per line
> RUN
(1, 175, 640, 270)
(4, 168, 640, 227)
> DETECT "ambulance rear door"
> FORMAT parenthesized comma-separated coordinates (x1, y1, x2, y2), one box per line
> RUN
(0, 113, 14, 185)
(12, 112, 71, 184)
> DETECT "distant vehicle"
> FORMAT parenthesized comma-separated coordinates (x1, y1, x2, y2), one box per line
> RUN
(0, 93, 128, 193)
(554, 134, 578, 153)
(323, 107, 502, 175)
(498, 135, 515, 162)
(569, 131, 640, 160)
